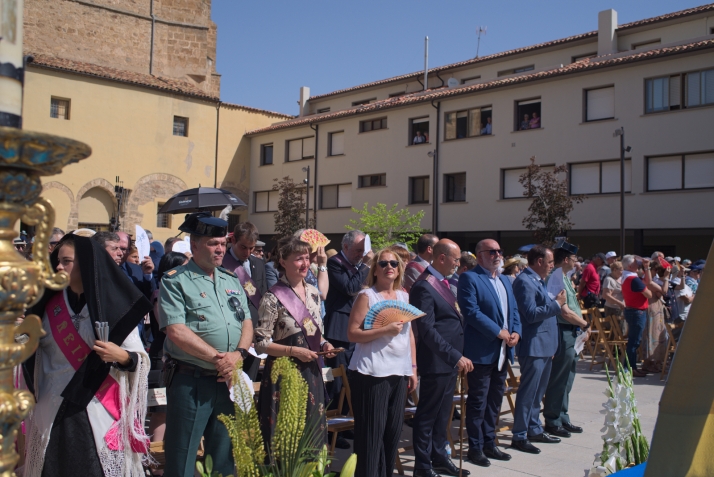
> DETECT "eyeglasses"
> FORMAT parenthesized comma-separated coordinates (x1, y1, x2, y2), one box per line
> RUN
(478, 249, 502, 257)
(49, 241, 59, 246)
(377, 260, 399, 269)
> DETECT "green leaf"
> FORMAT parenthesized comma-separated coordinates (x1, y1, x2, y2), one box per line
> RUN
(205, 455, 213, 475)
(196, 461, 205, 476)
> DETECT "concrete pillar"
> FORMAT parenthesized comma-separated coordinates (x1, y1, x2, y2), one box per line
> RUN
(598, 9, 618, 57)
(299, 86, 310, 117)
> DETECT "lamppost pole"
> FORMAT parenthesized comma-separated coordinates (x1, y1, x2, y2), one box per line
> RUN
(614, 128, 630, 257)
(302, 166, 310, 228)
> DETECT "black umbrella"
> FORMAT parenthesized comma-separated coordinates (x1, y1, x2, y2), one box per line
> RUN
(158, 187, 246, 214)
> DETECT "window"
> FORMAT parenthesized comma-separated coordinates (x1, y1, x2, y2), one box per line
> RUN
(410, 176, 430, 204)
(572, 52, 596, 63)
(227, 214, 241, 233)
(328, 131, 344, 156)
(173, 116, 188, 136)
(585, 86, 615, 121)
(445, 106, 492, 140)
(156, 203, 171, 228)
(444, 173, 466, 202)
(286, 137, 315, 161)
(462, 76, 481, 85)
(360, 117, 387, 133)
(254, 190, 279, 213)
(320, 184, 352, 209)
(498, 65, 534, 77)
(570, 160, 632, 195)
(50, 97, 70, 119)
(389, 92, 406, 98)
(646, 69, 714, 113)
(515, 98, 541, 131)
(632, 39, 660, 50)
(260, 144, 273, 165)
(647, 152, 714, 191)
(352, 98, 376, 106)
(410, 117, 430, 145)
(78, 222, 111, 232)
(502, 165, 555, 199)
(358, 174, 386, 188)
(317, 107, 331, 113)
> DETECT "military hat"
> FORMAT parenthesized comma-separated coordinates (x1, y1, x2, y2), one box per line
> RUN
(179, 212, 228, 237)
(553, 239, 578, 255)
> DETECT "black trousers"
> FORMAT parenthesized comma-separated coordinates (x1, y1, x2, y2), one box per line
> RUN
(351, 372, 408, 477)
(466, 362, 507, 451)
(413, 371, 458, 469)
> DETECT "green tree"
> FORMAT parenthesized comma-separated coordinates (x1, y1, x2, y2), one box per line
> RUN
(272, 176, 314, 240)
(519, 156, 585, 246)
(346, 203, 427, 251)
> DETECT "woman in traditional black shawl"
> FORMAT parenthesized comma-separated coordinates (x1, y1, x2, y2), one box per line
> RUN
(23, 235, 152, 477)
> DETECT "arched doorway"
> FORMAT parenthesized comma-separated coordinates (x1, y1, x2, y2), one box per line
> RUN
(78, 187, 114, 231)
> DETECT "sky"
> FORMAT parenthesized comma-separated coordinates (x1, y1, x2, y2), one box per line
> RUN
(212, 0, 705, 115)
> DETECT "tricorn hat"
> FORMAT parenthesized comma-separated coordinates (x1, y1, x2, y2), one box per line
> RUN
(553, 239, 578, 255)
(178, 212, 228, 237)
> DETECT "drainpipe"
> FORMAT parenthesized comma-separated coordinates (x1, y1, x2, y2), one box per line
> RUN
(149, 0, 156, 75)
(310, 123, 319, 227)
(431, 100, 440, 235)
(214, 101, 221, 188)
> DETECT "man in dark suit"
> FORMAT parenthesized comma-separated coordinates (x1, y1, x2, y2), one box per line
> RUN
(404, 234, 438, 292)
(222, 222, 267, 380)
(510, 245, 566, 454)
(457, 239, 522, 467)
(411, 239, 473, 477)
(116, 231, 156, 300)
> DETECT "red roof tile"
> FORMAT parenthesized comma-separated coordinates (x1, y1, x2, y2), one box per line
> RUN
(308, 3, 714, 101)
(220, 101, 294, 119)
(247, 38, 714, 135)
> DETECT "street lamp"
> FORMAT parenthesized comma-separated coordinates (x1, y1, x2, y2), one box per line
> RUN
(113, 176, 129, 232)
(614, 128, 632, 257)
(302, 166, 310, 228)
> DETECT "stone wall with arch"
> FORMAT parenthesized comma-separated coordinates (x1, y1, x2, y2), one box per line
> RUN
(123, 173, 188, 234)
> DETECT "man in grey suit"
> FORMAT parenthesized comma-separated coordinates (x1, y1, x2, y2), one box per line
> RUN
(510, 245, 566, 454)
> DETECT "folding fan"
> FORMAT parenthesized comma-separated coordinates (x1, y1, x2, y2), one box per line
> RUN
(363, 300, 425, 330)
(300, 229, 330, 252)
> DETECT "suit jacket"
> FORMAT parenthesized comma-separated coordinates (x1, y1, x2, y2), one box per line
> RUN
(120, 261, 156, 301)
(512, 267, 561, 359)
(410, 269, 464, 374)
(457, 266, 521, 365)
(324, 254, 370, 342)
(222, 252, 267, 327)
(403, 256, 428, 293)
(265, 261, 279, 289)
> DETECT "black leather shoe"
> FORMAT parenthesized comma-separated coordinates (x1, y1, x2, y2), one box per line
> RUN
(562, 422, 584, 433)
(509, 439, 541, 454)
(467, 449, 491, 467)
(544, 425, 571, 438)
(529, 432, 561, 444)
(484, 446, 511, 461)
(433, 459, 470, 476)
(413, 469, 441, 477)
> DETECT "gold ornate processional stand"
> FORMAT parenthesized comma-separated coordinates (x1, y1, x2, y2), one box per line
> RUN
(0, 1, 92, 475)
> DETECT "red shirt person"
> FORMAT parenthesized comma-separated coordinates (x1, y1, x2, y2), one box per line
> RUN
(620, 255, 652, 377)
(577, 253, 606, 308)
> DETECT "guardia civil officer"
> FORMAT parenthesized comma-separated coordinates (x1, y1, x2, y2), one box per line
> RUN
(159, 213, 252, 477)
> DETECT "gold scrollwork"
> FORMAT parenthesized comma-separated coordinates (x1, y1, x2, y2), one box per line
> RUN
(21, 198, 69, 294)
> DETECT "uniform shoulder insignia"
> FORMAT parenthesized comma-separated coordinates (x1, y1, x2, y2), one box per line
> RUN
(218, 266, 237, 278)
(166, 269, 177, 276)
(164, 266, 187, 278)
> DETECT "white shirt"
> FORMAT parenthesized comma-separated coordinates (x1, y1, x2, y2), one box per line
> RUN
(676, 284, 693, 320)
(478, 265, 509, 370)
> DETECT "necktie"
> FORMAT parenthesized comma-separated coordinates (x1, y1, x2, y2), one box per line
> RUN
(442, 279, 450, 289)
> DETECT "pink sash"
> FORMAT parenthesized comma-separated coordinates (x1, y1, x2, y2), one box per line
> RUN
(47, 293, 148, 453)
(270, 281, 324, 367)
(416, 272, 462, 319)
(332, 253, 359, 276)
(223, 253, 263, 309)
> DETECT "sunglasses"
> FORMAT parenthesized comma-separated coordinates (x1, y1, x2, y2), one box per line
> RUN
(478, 249, 503, 257)
(377, 260, 399, 269)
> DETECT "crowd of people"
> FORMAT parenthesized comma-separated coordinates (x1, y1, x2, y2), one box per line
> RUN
(13, 216, 705, 477)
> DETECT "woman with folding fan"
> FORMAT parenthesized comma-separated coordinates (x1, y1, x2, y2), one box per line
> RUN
(347, 248, 419, 477)
(254, 236, 338, 449)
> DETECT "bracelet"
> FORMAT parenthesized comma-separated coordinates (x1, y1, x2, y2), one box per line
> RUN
(411, 364, 417, 368)
(318, 265, 327, 273)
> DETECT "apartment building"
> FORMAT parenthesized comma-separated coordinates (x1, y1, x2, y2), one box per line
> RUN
(246, 4, 714, 258)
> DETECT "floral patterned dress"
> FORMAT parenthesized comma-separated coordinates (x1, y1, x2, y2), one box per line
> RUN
(254, 276, 326, 448)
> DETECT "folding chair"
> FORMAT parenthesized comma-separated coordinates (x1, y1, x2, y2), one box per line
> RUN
(494, 362, 520, 446)
(661, 323, 680, 380)
(589, 308, 627, 371)
(326, 365, 355, 455)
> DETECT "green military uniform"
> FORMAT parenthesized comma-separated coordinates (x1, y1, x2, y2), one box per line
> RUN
(159, 212, 251, 477)
(543, 267, 582, 429)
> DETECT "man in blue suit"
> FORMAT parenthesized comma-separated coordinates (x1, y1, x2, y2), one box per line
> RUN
(411, 239, 473, 477)
(457, 239, 521, 467)
(510, 245, 566, 454)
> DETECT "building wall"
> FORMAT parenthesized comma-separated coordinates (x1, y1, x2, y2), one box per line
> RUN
(24, 68, 283, 244)
(24, 0, 219, 95)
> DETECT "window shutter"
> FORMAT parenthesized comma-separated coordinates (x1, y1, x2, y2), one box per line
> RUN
(451, 173, 466, 201)
(303, 137, 315, 158)
(586, 87, 615, 121)
(648, 156, 682, 191)
(445, 112, 456, 139)
(288, 139, 303, 161)
(321, 186, 337, 209)
(503, 168, 526, 198)
(669, 76, 681, 107)
(684, 153, 714, 189)
(600, 160, 632, 193)
(571, 163, 601, 194)
(704, 69, 714, 105)
(330, 132, 344, 155)
(268, 191, 280, 211)
(255, 192, 267, 212)
(686, 72, 701, 107)
(338, 185, 352, 208)
(468, 108, 481, 136)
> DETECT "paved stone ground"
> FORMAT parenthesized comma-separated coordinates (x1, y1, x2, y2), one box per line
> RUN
(331, 360, 665, 476)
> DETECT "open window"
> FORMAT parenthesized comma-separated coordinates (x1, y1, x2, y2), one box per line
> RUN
(445, 106, 492, 140)
(515, 98, 541, 131)
(410, 117, 430, 145)
(444, 173, 466, 202)
(409, 176, 430, 204)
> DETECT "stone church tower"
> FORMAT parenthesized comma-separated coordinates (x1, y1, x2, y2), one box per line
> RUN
(24, 0, 221, 96)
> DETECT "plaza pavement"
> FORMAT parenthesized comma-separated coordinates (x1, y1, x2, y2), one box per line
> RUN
(331, 359, 665, 476)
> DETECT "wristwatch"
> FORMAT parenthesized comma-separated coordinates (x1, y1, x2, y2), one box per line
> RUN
(237, 348, 249, 360)
(318, 265, 328, 272)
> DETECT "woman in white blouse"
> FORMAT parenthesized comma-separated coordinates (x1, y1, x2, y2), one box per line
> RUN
(347, 248, 417, 477)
